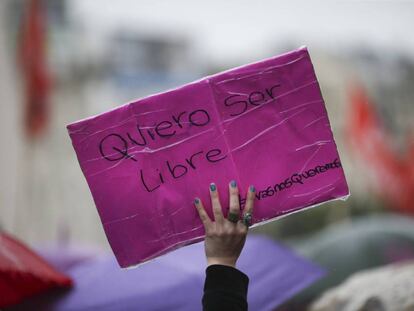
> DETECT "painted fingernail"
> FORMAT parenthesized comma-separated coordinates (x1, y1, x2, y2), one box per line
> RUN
(194, 198, 200, 205)
(210, 183, 216, 192)
(249, 185, 255, 192)
(230, 180, 237, 188)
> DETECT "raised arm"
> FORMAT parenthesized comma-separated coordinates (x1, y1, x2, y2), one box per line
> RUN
(194, 181, 255, 311)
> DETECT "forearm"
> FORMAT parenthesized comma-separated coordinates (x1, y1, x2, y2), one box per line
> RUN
(202, 264, 249, 311)
(195, 181, 254, 311)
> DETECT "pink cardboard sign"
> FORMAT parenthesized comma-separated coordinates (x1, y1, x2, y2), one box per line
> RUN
(67, 47, 349, 268)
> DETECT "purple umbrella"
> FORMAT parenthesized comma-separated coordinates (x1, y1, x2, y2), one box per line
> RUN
(11, 235, 323, 311)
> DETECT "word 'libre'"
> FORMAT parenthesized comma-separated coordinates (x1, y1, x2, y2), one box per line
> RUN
(139, 147, 227, 192)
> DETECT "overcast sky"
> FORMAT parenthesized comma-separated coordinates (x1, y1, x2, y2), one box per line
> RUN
(71, 0, 414, 62)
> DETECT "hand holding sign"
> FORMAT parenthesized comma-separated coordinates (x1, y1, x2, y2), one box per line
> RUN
(67, 47, 349, 268)
(194, 182, 256, 268)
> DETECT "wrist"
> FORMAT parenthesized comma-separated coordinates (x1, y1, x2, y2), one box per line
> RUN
(207, 257, 237, 268)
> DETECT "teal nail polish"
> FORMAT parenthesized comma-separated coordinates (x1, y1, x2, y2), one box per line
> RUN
(249, 185, 255, 192)
(210, 183, 216, 191)
(230, 180, 237, 188)
(194, 198, 200, 204)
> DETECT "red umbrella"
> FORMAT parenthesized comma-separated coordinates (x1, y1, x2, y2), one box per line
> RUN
(0, 232, 72, 308)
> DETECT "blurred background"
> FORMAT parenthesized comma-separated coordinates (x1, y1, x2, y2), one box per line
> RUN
(1, 0, 413, 309)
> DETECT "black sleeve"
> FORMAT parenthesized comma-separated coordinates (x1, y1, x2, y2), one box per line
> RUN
(202, 264, 249, 311)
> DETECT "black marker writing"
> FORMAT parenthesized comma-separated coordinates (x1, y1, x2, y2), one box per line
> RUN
(98, 108, 211, 163)
(139, 148, 227, 192)
(224, 83, 281, 117)
(239, 159, 342, 207)
(99, 134, 137, 162)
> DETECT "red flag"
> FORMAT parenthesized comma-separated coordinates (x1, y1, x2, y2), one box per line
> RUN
(19, 0, 51, 138)
(0, 232, 72, 308)
(347, 85, 414, 213)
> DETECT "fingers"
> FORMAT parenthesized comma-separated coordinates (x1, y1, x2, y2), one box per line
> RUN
(243, 185, 255, 216)
(209, 183, 224, 223)
(227, 180, 240, 224)
(194, 198, 212, 229)
(195, 182, 252, 229)
(228, 180, 240, 214)
(237, 185, 255, 231)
